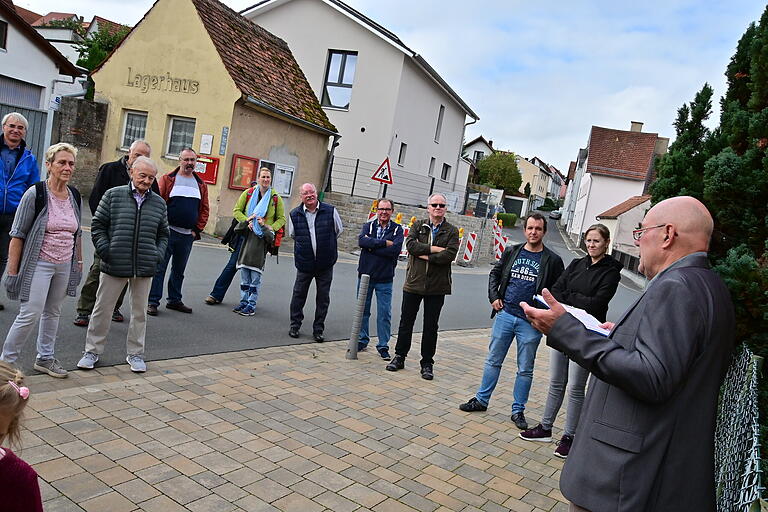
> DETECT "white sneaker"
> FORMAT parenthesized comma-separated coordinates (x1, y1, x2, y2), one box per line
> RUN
(77, 352, 99, 370)
(126, 354, 147, 373)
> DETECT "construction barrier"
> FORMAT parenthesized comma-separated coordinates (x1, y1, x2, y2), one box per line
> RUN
(494, 223, 504, 260)
(399, 226, 410, 259)
(462, 232, 477, 263)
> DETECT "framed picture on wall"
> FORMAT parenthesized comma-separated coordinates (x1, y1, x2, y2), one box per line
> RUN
(229, 154, 259, 190)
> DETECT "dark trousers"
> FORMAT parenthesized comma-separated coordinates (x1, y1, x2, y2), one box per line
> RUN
(394, 291, 445, 367)
(77, 252, 126, 315)
(149, 230, 194, 306)
(289, 266, 333, 334)
(0, 213, 14, 280)
(209, 236, 243, 302)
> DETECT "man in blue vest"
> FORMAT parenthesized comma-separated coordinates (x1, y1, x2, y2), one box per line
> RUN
(288, 183, 343, 342)
(0, 113, 39, 312)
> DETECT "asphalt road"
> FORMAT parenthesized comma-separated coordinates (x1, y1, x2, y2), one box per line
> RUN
(0, 217, 642, 375)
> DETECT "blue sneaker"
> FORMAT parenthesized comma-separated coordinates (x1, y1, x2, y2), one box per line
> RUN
(239, 305, 256, 316)
(357, 342, 368, 351)
(233, 302, 246, 313)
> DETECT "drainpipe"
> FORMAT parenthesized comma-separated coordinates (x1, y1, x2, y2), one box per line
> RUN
(455, 117, 478, 192)
(322, 134, 341, 196)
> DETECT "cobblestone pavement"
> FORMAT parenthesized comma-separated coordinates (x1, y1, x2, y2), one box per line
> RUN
(22, 329, 570, 512)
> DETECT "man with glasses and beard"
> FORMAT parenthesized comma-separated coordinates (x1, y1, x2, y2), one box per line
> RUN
(386, 193, 459, 380)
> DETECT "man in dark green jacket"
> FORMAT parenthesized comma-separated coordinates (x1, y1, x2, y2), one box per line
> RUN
(386, 193, 459, 380)
(77, 157, 169, 373)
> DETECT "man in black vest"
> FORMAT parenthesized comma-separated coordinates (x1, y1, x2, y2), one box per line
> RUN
(288, 183, 343, 342)
(74, 139, 157, 326)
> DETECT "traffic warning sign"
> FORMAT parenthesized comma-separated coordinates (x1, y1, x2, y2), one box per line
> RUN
(371, 157, 393, 184)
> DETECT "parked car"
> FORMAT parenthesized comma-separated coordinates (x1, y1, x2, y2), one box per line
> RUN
(549, 209, 562, 219)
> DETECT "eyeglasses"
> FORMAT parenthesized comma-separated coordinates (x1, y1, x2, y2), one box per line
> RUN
(377, 208, 392, 212)
(429, 203, 446, 208)
(632, 223, 666, 240)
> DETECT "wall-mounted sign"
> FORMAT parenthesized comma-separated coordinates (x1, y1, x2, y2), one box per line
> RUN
(229, 154, 259, 190)
(195, 156, 219, 185)
(200, 134, 213, 155)
(371, 157, 393, 184)
(124, 67, 199, 94)
(219, 126, 229, 156)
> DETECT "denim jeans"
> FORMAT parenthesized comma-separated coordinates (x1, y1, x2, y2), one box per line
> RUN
(149, 230, 194, 306)
(210, 236, 243, 302)
(239, 268, 262, 307)
(357, 278, 392, 350)
(475, 310, 543, 413)
(540, 347, 589, 436)
(1, 261, 71, 363)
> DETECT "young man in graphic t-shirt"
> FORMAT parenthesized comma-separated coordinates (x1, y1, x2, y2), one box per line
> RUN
(147, 148, 209, 315)
(458, 213, 564, 430)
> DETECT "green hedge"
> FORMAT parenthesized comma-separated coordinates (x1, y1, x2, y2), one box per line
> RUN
(497, 213, 517, 227)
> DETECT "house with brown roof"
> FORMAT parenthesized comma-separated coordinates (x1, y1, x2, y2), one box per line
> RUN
(564, 121, 668, 245)
(91, 0, 338, 234)
(0, 0, 80, 161)
(596, 194, 651, 273)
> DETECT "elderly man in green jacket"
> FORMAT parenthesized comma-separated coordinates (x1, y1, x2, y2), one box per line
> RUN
(77, 156, 169, 373)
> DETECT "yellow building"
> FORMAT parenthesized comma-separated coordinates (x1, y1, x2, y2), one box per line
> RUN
(91, 0, 337, 234)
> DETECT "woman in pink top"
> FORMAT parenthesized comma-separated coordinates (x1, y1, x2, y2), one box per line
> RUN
(0, 361, 43, 511)
(1, 143, 82, 378)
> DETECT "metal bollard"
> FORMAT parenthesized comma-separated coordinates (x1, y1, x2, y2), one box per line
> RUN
(346, 274, 370, 360)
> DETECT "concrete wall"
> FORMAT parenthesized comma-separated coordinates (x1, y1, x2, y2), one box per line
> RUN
(247, 0, 403, 163)
(51, 97, 108, 200)
(325, 191, 496, 263)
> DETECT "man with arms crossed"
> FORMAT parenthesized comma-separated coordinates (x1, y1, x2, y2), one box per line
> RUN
(458, 213, 563, 429)
(78, 157, 169, 372)
(522, 196, 734, 512)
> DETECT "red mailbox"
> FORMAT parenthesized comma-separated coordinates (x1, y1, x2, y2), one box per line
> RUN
(194, 156, 219, 185)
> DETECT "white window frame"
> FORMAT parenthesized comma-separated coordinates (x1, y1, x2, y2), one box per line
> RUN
(434, 104, 445, 142)
(397, 142, 407, 166)
(428, 157, 436, 177)
(321, 50, 358, 110)
(441, 163, 451, 182)
(120, 110, 148, 150)
(165, 115, 196, 158)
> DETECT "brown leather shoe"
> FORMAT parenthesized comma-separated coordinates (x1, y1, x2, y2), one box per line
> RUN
(166, 302, 192, 314)
(147, 304, 158, 316)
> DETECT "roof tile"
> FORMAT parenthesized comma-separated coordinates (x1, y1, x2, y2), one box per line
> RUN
(587, 126, 659, 181)
(596, 194, 651, 219)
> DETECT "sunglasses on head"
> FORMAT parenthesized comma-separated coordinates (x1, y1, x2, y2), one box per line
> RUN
(430, 203, 446, 208)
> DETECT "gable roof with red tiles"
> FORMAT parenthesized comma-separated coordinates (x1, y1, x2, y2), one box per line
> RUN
(587, 126, 659, 181)
(89, 16, 129, 36)
(13, 4, 42, 24)
(31, 11, 78, 26)
(596, 194, 651, 219)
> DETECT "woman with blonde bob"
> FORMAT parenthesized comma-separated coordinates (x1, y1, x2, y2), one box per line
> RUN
(1, 143, 83, 378)
(519, 223, 622, 458)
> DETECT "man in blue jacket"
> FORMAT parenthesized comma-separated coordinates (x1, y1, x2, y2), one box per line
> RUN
(0, 113, 39, 311)
(356, 198, 403, 360)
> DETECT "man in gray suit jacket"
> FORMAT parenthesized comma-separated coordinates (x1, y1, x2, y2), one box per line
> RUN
(522, 196, 734, 512)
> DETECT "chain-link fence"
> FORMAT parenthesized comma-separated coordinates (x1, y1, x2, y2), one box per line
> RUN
(715, 344, 764, 511)
(329, 156, 467, 211)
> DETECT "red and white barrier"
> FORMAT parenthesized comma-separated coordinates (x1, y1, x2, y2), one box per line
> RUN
(399, 226, 410, 258)
(462, 232, 477, 263)
(494, 224, 505, 260)
(367, 211, 376, 221)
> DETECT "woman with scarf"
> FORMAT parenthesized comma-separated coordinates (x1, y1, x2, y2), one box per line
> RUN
(231, 167, 286, 316)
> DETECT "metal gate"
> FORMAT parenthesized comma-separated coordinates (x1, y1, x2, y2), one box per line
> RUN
(0, 103, 48, 165)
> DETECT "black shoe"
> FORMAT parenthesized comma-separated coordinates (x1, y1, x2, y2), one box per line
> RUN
(459, 397, 488, 412)
(313, 333, 325, 343)
(112, 309, 124, 322)
(511, 412, 528, 430)
(147, 304, 158, 316)
(420, 365, 434, 380)
(166, 302, 192, 314)
(289, 327, 299, 338)
(357, 342, 367, 351)
(386, 355, 405, 371)
(377, 347, 391, 361)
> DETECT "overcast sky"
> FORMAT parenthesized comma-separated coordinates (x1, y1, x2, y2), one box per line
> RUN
(16, 0, 766, 170)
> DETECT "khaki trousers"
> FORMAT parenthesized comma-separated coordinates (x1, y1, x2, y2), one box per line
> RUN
(85, 273, 151, 356)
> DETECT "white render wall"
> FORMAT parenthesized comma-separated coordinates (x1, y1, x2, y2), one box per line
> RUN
(570, 173, 645, 240)
(246, 0, 405, 163)
(612, 200, 650, 257)
(0, 12, 60, 110)
(464, 139, 492, 161)
(390, 57, 467, 187)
